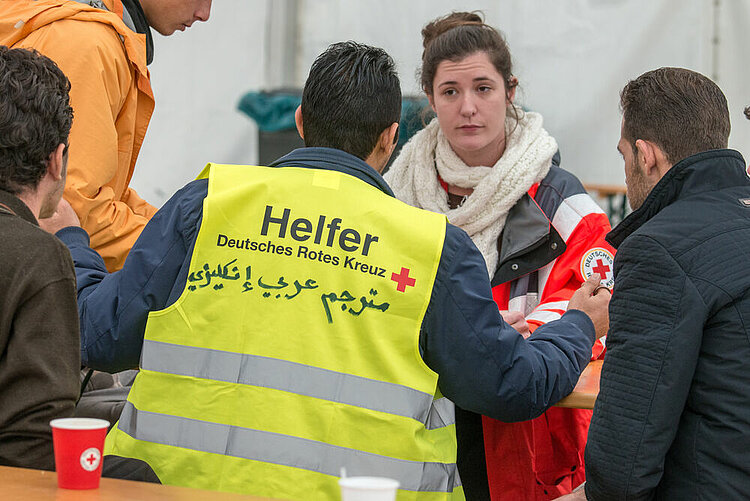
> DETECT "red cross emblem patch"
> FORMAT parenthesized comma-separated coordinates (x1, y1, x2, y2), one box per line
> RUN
(580, 248, 615, 288)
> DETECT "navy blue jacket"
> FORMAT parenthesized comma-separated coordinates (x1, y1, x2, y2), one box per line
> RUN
(586, 149, 750, 500)
(59, 147, 594, 424)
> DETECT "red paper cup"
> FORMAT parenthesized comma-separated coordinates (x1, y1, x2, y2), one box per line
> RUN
(50, 417, 109, 489)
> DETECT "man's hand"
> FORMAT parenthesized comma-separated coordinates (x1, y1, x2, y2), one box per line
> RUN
(500, 310, 531, 338)
(568, 274, 611, 339)
(554, 489, 587, 500)
(39, 198, 80, 235)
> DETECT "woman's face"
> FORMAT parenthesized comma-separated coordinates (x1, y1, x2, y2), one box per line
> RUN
(428, 51, 515, 166)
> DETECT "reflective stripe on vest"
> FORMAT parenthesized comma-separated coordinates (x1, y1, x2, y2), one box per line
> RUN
(105, 164, 459, 499)
(118, 402, 460, 492)
(141, 339, 455, 430)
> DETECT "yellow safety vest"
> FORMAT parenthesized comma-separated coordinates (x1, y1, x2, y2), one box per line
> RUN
(105, 164, 463, 500)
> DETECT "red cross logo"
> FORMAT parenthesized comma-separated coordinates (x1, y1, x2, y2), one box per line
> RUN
(391, 267, 416, 292)
(592, 259, 611, 278)
(79, 447, 101, 471)
(581, 248, 615, 288)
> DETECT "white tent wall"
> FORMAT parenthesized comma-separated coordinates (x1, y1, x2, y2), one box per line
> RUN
(132, 0, 748, 208)
(130, 2, 268, 206)
(719, 0, 750, 163)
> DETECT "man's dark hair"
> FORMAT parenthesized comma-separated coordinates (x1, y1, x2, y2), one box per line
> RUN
(620, 67, 729, 165)
(0, 46, 73, 194)
(300, 41, 401, 160)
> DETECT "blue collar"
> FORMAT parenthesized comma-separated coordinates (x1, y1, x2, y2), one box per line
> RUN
(269, 147, 395, 197)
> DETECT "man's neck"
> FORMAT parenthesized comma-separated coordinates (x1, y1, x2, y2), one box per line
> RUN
(16, 191, 42, 221)
(364, 150, 388, 174)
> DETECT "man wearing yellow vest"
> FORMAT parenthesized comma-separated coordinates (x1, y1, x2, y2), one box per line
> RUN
(45, 42, 610, 500)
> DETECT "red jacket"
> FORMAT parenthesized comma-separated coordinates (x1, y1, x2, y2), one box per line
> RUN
(446, 162, 614, 500)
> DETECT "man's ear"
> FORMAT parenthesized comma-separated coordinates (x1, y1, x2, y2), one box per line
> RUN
(294, 105, 304, 140)
(381, 122, 400, 157)
(635, 138, 669, 180)
(47, 143, 66, 181)
(365, 122, 401, 174)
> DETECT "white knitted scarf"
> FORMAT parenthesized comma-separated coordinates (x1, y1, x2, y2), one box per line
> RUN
(385, 111, 557, 276)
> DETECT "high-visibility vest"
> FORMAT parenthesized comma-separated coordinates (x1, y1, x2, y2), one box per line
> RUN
(105, 163, 464, 500)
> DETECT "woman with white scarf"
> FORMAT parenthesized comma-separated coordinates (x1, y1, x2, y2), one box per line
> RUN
(385, 12, 615, 501)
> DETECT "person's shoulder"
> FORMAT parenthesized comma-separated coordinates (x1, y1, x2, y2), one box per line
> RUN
(35, 15, 127, 59)
(439, 223, 482, 271)
(1, 217, 74, 281)
(614, 216, 687, 284)
(636, 190, 750, 265)
(444, 222, 474, 249)
(536, 165, 606, 230)
(148, 178, 208, 235)
(538, 164, 587, 199)
(634, 192, 722, 243)
(31, 224, 75, 274)
(173, 178, 209, 211)
(3, 215, 52, 245)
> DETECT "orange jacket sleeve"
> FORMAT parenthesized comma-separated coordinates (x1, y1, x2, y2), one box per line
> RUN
(18, 16, 156, 271)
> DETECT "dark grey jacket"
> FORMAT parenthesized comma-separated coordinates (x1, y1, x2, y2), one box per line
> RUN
(0, 190, 80, 470)
(585, 149, 750, 500)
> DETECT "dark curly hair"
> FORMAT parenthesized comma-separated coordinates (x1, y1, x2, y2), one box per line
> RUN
(0, 46, 73, 194)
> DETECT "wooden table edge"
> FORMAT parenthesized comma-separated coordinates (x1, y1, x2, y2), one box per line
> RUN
(554, 360, 603, 410)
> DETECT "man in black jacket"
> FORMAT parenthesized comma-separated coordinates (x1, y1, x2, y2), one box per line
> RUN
(561, 68, 750, 500)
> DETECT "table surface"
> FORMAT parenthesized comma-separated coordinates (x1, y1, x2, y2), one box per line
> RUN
(555, 360, 603, 409)
(583, 183, 627, 196)
(0, 465, 281, 501)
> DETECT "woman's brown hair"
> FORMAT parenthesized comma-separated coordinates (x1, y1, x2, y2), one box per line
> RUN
(420, 11, 516, 98)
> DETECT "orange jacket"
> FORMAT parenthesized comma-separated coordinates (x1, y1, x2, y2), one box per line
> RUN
(1, 0, 156, 271)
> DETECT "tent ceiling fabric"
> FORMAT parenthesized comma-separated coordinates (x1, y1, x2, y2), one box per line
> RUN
(132, 0, 748, 208)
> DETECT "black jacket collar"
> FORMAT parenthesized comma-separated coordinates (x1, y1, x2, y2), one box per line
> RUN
(0, 189, 38, 226)
(607, 149, 747, 248)
(269, 147, 395, 197)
